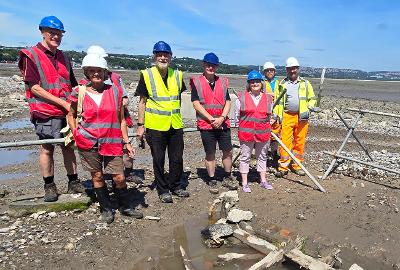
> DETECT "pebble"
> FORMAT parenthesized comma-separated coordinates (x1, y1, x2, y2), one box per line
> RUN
(48, 212, 57, 218)
(30, 211, 46, 220)
(297, 213, 307, 221)
(64, 243, 75, 250)
(0, 216, 10, 221)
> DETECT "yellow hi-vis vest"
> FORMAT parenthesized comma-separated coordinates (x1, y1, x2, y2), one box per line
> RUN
(264, 78, 279, 94)
(273, 77, 317, 121)
(142, 66, 183, 131)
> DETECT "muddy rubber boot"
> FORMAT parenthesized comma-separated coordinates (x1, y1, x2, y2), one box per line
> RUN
(94, 187, 114, 224)
(44, 182, 58, 202)
(115, 188, 143, 219)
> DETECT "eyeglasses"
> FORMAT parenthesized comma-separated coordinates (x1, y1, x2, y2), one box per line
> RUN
(265, 69, 275, 73)
(47, 31, 64, 37)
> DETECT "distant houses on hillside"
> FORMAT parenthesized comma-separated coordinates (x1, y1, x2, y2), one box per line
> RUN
(1, 45, 400, 80)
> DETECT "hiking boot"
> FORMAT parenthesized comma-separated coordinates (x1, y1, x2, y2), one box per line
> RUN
(44, 182, 58, 202)
(275, 170, 288, 178)
(94, 187, 114, 224)
(100, 210, 114, 224)
(67, 179, 86, 194)
(125, 174, 143, 185)
(292, 169, 306, 176)
(222, 175, 238, 190)
(159, 193, 173, 203)
(115, 188, 143, 219)
(208, 179, 219, 194)
(172, 189, 190, 198)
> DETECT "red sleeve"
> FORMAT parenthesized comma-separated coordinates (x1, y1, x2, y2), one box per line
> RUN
(19, 55, 40, 85)
(68, 86, 79, 103)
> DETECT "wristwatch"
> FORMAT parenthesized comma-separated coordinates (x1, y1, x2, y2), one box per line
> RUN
(137, 122, 144, 126)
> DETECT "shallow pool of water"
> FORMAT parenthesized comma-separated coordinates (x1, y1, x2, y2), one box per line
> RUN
(0, 172, 29, 181)
(0, 118, 31, 130)
(0, 149, 35, 167)
(132, 213, 298, 270)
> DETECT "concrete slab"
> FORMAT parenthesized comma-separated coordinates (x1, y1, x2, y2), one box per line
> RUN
(8, 194, 91, 217)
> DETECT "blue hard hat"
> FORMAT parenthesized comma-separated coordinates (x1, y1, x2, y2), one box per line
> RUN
(153, 41, 172, 55)
(247, 70, 263, 81)
(203, 52, 219, 65)
(39, 16, 65, 32)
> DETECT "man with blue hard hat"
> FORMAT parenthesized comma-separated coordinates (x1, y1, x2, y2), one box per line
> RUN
(18, 16, 84, 202)
(135, 41, 189, 203)
(190, 52, 237, 193)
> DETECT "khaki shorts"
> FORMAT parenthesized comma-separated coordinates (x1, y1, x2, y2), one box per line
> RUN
(79, 149, 124, 175)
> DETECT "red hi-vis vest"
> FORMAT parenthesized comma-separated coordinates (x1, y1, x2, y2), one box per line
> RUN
(20, 46, 72, 118)
(191, 75, 230, 130)
(79, 72, 134, 128)
(72, 84, 123, 156)
(238, 90, 273, 142)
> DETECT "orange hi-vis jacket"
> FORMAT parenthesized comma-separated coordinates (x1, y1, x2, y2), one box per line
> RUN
(71, 84, 124, 156)
(237, 90, 273, 142)
(191, 75, 230, 130)
(20, 46, 72, 118)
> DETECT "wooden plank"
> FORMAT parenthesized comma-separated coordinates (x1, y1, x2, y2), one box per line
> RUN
(179, 245, 195, 270)
(285, 248, 334, 270)
(248, 250, 285, 270)
(217, 252, 264, 262)
(233, 228, 278, 255)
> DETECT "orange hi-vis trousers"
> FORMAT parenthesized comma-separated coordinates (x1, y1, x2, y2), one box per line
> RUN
(278, 112, 309, 171)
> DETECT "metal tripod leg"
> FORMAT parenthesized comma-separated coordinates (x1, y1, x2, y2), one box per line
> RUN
(271, 133, 326, 192)
(335, 108, 373, 161)
(321, 113, 363, 180)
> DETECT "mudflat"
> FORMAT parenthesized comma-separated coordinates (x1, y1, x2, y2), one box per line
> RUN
(0, 69, 399, 269)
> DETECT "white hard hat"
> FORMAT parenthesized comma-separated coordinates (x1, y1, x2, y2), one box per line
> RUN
(86, 45, 108, 57)
(286, 57, 300, 68)
(81, 54, 108, 69)
(263, 61, 275, 71)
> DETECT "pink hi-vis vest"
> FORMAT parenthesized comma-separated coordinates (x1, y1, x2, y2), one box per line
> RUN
(72, 84, 124, 156)
(191, 75, 230, 130)
(238, 90, 273, 142)
(78, 72, 133, 128)
(20, 46, 72, 118)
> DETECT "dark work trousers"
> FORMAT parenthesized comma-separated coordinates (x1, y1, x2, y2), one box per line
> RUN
(145, 127, 184, 195)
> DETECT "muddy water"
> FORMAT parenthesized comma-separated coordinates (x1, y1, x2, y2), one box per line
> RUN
(133, 213, 296, 270)
(0, 118, 31, 129)
(0, 149, 34, 181)
(132, 211, 394, 270)
(0, 149, 34, 167)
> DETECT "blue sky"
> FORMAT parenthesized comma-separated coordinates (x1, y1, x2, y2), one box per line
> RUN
(0, 0, 399, 71)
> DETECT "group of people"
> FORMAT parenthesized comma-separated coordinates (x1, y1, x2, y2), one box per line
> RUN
(18, 16, 319, 224)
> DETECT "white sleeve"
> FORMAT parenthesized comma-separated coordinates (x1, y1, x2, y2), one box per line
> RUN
(234, 98, 241, 127)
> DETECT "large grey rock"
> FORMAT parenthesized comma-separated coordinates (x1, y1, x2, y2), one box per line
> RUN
(227, 208, 253, 223)
(8, 194, 91, 217)
(201, 224, 234, 239)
